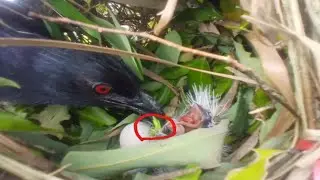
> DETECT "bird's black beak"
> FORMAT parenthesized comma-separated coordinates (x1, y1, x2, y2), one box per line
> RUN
(103, 91, 164, 115)
(130, 91, 164, 115)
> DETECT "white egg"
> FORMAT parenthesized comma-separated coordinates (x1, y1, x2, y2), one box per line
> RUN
(119, 122, 151, 148)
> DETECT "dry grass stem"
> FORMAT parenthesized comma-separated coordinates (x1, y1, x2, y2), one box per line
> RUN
(0, 37, 254, 84)
(0, 154, 62, 180)
(26, 12, 300, 120)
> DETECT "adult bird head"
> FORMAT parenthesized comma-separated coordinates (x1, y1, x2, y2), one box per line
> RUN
(0, 1, 163, 115)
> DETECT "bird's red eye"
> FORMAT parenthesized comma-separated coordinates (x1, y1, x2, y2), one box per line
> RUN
(94, 84, 111, 95)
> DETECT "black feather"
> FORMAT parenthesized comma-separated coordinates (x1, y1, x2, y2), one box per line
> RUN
(0, 1, 162, 114)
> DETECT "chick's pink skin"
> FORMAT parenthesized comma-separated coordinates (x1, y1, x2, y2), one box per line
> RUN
(179, 104, 204, 132)
(175, 124, 186, 136)
(166, 104, 204, 134)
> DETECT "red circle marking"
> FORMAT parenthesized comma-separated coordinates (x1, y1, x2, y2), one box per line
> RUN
(134, 113, 176, 141)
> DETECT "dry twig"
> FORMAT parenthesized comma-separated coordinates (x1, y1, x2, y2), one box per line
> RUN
(0, 154, 63, 180)
(25, 12, 301, 120)
(0, 37, 257, 84)
(0, 133, 55, 172)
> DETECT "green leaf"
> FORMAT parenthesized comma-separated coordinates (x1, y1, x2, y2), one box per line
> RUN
(61, 120, 229, 178)
(260, 130, 293, 150)
(43, 21, 63, 40)
(1, 104, 28, 118)
(227, 87, 254, 136)
(7, 132, 69, 159)
(47, 0, 100, 41)
(88, 129, 106, 141)
(61, 171, 99, 180)
(94, 3, 108, 15)
(0, 112, 63, 134)
(80, 120, 94, 142)
(156, 31, 182, 64)
(176, 76, 188, 88)
(212, 63, 233, 96)
(109, 114, 139, 132)
(175, 164, 202, 180)
(253, 89, 271, 107)
(179, 31, 196, 46)
(89, 15, 144, 80)
(200, 163, 245, 180)
(134, 173, 151, 180)
(179, 52, 194, 63)
(160, 67, 190, 80)
(259, 104, 281, 143)
(184, 57, 214, 88)
(220, 0, 245, 21)
(218, 45, 234, 55)
(226, 149, 283, 180)
(31, 105, 70, 134)
(203, 34, 219, 45)
(253, 89, 273, 118)
(78, 114, 137, 145)
(174, 7, 223, 23)
(0, 77, 20, 88)
(78, 107, 117, 127)
(156, 86, 175, 106)
(234, 41, 266, 81)
(69, 127, 108, 152)
(141, 81, 163, 92)
(68, 140, 107, 152)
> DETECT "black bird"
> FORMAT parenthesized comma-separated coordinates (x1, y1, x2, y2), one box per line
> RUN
(0, 1, 163, 114)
